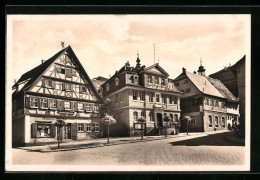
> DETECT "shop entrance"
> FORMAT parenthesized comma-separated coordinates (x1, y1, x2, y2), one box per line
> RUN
(64, 123, 71, 139)
(157, 113, 163, 127)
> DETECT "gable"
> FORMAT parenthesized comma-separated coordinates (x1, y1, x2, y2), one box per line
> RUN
(146, 66, 167, 76)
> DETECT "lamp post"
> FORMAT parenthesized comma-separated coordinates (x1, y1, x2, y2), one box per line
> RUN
(55, 120, 65, 149)
(183, 116, 191, 135)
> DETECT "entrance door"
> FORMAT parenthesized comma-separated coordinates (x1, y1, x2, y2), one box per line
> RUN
(64, 124, 71, 139)
(157, 113, 163, 127)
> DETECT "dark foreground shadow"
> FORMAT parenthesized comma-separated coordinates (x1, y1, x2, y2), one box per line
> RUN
(170, 132, 245, 146)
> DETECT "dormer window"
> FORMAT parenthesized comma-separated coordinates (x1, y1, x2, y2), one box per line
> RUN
(106, 83, 110, 91)
(115, 78, 119, 86)
(148, 76, 152, 84)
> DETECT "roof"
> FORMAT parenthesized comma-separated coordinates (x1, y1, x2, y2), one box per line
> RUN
(13, 46, 102, 101)
(13, 47, 67, 90)
(205, 76, 238, 101)
(92, 77, 107, 90)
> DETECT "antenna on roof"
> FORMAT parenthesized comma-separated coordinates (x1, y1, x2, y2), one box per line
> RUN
(153, 43, 155, 64)
(200, 57, 202, 66)
(61, 41, 65, 49)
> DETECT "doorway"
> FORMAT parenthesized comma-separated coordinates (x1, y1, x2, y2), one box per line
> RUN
(157, 113, 163, 127)
(64, 123, 71, 139)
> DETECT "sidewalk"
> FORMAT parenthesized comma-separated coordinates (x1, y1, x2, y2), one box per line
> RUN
(17, 130, 230, 152)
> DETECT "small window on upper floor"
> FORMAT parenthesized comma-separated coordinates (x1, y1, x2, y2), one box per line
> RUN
(133, 91, 137, 101)
(156, 94, 160, 103)
(61, 68, 65, 74)
(148, 76, 152, 84)
(155, 77, 159, 85)
(115, 78, 119, 86)
(161, 79, 165, 86)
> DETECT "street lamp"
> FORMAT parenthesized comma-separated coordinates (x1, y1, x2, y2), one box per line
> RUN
(55, 119, 65, 149)
(183, 116, 191, 135)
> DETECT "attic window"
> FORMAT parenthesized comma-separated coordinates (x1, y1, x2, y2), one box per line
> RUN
(61, 68, 65, 74)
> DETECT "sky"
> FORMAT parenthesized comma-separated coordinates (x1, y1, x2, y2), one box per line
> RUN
(8, 15, 250, 83)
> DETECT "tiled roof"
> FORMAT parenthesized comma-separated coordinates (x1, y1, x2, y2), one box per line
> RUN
(13, 47, 68, 90)
(185, 71, 224, 98)
(205, 76, 238, 101)
(92, 78, 107, 90)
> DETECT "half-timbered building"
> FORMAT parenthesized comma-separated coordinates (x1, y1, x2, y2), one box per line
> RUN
(12, 46, 102, 146)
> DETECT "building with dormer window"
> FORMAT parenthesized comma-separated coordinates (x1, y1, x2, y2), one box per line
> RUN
(12, 46, 102, 146)
(101, 54, 182, 136)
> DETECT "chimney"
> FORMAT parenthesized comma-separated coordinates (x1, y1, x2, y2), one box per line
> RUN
(182, 67, 186, 72)
(125, 61, 130, 69)
(41, 59, 46, 64)
(193, 71, 197, 74)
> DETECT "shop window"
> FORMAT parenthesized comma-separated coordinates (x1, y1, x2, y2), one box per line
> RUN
(37, 124, 51, 137)
(189, 116, 196, 125)
(140, 92, 145, 101)
(30, 97, 38, 108)
(86, 123, 92, 132)
(149, 93, 153, 103)
(133, 91, 137, 101)
(40, 99, 48, 109)
(208, 115, 213, 127)
(148, 76, 152, 84)
(78, 123, 84, 132)
(222, 117, 225, 127)
(156, 94, 160, 103)
(215, 116, 219, 127)
(50, 99, 57, 109)
(94, 123, 99, 132)
(133, 111, 138, 121)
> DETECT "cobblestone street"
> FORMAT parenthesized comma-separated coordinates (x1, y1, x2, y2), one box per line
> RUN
(12, 131, 245, 167)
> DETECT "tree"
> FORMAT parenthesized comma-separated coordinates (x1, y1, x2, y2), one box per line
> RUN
(101, 114, 116, 143)
(137, 116, 146, 140)
(183, 116, 191, 135)
(163, 113, 170, 137)
(100, 98, 116, 143)
(55, 119, 65, 149)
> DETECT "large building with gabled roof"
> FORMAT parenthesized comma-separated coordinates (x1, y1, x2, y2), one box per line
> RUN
(173, 63, 239, 132)
(12, 45, 102, 146)
(100, 54, 182, 136)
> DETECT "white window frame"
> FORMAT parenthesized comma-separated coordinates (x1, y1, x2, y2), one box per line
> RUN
(155, 77, 159, 85)
(64, 101, 71, 110)
(169, 96, 173, 104)
(78, 103, 84, 111)
(78, 123, 84, 132)
(94, 123, 99, 132)
(161, 78, 165, 86)
(40, 99, 48, 109)
(140, 92, 145, 102)
(93, 104, 99, 111)
(64, 83, 71, 91)
(148, 75, 152, 84)
(86, 123, 92, 132)
(85, 104, 91, 112)
(133, 112, 138, 121)
(30, 97, 38, 108)
(208, 115, 213, 127)
(149, 93, 153, 103)
(149, 111, 154, 122)
(133, 91, 137, 101)
(50, 99, 57, 109)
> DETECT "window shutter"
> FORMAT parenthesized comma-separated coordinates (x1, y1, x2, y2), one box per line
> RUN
(47, 99, 51, 108)
(79, 86, 82, 93)
(70, 102, 74, 112)
(74, 102, 78, 111)
(50, 124, 56, 138)
(61, 100, 65, 111)
(65, 55, 70, 64)
(57, 100, 61, 111)
(42, 79, 45, 87)
(83, 123, 86, 132)
(37, 98, 41, 108)
(83, 103, 86, 111)
(56, 66, 61, 73)
(31, 123, 37, 138)
(90, 104, 94, 111)
(72, 69, 76, 76)
(62, 83, 65, 90)
(25, 97, 30, 108)
(52, 81, 56, 89)
(71, 123, 78, 140)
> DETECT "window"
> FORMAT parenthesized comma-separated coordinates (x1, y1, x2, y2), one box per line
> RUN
(155, 77, 159, 85)
(149, 111, 153, 122)
(162, 95, 166, 104)
(174, 114, 178, 122)
(148, 76, 152, 84)
(93, 104, 99, 111)
(170, 114, 173, 121)
(161, 79, 165, 86)
(134, 112, 138, 121)
(45, 80, 55, 88)
(156, 94, 160, 103)
(30, 97, 38, 108)
(80, 86, 87, 94)
(78, 123, 84, 132)
(184, 88, 191, 93)
(175, 82, 179, 86)
(140, 92, 145, 101)
(184, 79, 188, 84)
(78, 103, 84, 111)
(37, 124, 51, 137)
(40, 99, 48, 109)
(56, 82, 62, 90)
(85, 104, 91, 111)
(209, 99, 213, 106)
(168, 84, 171, 89)
(141, 111, 145, 117)
(215, 116, 219, 127)
(173, 96, 178, 104)
(65, 68, 72, 78)
(61, 68, 65, 74)
(133, 91, 137, 100)
(50, 99, 57, 108)
(94, 123, 99, 132)
(86, 123, 92, 132)
(204, 98, 209, 105)
(115, 78, 119, 86)
(215, 100, 219, 107)
(64, 101, 71, 110)
(149, 93, 153, 103)
(106, 83, 110, 91)
(64, 83, 71, 91)
(169, 96, 173, 104)
(189, 116, 196, 125)
(209, 115, 213, 127)
(134, 75, 138, 83)
(222, 117, 225, 127)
